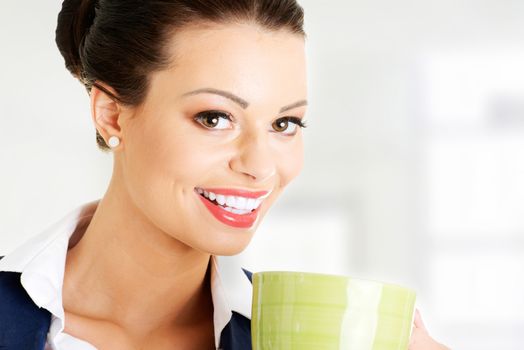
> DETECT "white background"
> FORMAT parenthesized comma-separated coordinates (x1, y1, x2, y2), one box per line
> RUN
(1, 1, 524, 349)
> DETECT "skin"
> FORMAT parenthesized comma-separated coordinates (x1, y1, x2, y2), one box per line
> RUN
(409, 309, 451, 350)
(60, 21, 448, 350)
(62, 22, 307, 349)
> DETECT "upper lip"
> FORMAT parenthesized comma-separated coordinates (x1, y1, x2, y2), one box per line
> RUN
(195, 187, 272, 199)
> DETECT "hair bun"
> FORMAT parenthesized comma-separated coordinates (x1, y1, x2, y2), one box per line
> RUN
(55, 0, 97, 80)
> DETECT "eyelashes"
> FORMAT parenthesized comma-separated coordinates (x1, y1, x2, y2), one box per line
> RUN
(193, 110, 234, 130)
(193, 110, 307, 135)
(279, 116, 308, 129)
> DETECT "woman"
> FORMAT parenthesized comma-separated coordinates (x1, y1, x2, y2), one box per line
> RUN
(0, 0, 449, 349)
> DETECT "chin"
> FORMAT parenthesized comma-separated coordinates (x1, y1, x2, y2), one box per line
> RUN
(198, 233, 255, 256)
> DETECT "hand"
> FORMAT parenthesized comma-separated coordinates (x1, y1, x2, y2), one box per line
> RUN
(408, 309, 450, 350)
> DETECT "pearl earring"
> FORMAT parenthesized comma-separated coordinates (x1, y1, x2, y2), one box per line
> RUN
(108, 136, 120, 148)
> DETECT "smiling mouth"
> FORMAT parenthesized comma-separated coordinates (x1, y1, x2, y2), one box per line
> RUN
(194, 187, 267, 215)
(194, 187, 266, 228)
(200, 192, 247, 211)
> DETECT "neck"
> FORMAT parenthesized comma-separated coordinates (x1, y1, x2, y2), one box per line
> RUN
(62, 178, 213, 338)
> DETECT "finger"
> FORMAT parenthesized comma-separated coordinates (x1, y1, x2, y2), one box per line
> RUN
(413, 308, 427, 331)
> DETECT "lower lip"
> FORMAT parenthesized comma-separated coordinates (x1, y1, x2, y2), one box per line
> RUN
(196, 191, 261, 229)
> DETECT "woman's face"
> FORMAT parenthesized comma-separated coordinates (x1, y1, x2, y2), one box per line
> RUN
(116, 22, 307, 255)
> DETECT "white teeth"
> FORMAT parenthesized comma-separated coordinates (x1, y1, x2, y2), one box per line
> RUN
(223, 206, 251, 215)
(246, 198, 257, 211)
(233, 208, 250, 215)
(197, 188, 268, 211)
(216, 194, 226, 206)
(236, 197, 248, 209)
(225, 195, 236, 208)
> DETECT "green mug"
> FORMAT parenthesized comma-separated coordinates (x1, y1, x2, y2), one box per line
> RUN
(251, 271, 416, 350)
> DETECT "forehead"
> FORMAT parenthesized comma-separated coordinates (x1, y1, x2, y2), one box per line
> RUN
(156, 22, 307, 105)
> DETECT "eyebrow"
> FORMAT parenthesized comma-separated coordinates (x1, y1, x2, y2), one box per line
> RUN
(181, 88, 307, 113)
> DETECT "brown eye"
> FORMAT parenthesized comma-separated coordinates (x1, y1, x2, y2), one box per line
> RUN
(194, 111, 233, 130)
(271, 117, 307, 135)
(272, 118, 289, 132)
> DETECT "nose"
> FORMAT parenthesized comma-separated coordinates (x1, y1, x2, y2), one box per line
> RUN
(229, 132, 276, 183)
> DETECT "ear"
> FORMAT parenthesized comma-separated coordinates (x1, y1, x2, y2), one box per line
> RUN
(90, 82, 122, 147)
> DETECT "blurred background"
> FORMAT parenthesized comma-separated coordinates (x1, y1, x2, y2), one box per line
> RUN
(1, 1, 523, 349)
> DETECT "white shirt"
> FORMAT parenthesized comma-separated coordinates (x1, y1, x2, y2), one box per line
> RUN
(0, 199, 253, 349)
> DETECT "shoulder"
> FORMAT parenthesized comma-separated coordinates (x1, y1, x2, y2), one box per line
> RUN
(218, 264, 253, 349)
(0, 264, 51, 349)
(220, 308, 252, 350)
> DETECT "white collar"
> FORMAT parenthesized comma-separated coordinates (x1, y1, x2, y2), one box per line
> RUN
(0, 199, 252, 349)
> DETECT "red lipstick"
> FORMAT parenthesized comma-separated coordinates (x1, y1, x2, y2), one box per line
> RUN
(194, 187, 271, 228)
(199, 188, 270, 199)
(196, 193, 259, 229)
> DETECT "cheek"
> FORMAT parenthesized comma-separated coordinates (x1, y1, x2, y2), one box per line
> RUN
(276, 136, 304, 187)
(126, 115, 214, 183)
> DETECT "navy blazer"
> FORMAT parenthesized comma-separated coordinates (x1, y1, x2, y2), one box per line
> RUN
(0, 256, 252, 350)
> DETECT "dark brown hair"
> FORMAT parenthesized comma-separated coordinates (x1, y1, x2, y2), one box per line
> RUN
(55, 0, 306, 151)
